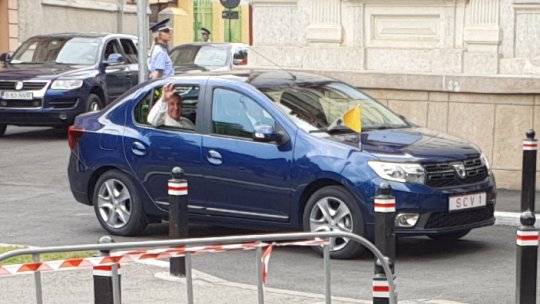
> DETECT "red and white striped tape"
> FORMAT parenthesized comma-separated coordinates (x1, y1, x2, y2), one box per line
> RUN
(168, 181, 188, 196)
(374, 198, 396, 213)
(523, 140, 538, 151)
(0, 240, 326, 277)
(372, 279, 390, 298)
(93, 264, 122, 277)
(517, 230, 539, 246)
(261, 245, 273, 284)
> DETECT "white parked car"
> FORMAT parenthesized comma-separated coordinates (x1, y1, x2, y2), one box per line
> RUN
(169, 42, 248, 73)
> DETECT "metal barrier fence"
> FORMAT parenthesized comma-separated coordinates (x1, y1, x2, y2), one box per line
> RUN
(0, 231, 397, 304)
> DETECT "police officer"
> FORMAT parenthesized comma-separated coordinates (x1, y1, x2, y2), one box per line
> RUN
(148, 19, 174, 79)
(200, 27, 212, 43)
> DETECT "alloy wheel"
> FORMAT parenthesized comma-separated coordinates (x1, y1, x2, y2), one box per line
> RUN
(97, 178, 132, 229)
(309, 196, 353, 251)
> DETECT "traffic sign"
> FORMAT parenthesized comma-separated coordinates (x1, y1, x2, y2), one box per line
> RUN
(220, 0, 241, 9)
(222, 10, 239, 19)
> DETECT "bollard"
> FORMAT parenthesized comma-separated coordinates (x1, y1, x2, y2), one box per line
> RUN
(373, 183, 396, 304)
(168, 166, 189, 277)
(94, 235, 121, 304)
(516, 130, 538, 304)
(520, 129, 537, 212)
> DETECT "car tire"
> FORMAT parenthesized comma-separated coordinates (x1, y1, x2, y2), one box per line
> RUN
(302, 185, 365, 259)
(0, 124, 6, 137)
(86, 93, 102, 112)
(93, 170, 147, 236)
(428, 229, 471, 241)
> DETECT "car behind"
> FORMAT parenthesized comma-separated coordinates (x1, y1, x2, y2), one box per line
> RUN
(68, 70, 495, 259)
(0, 32, 139, 135)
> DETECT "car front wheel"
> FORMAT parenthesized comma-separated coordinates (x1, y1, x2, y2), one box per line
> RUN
(93, 170, 147, 236)
(86, 93, 102, 112)
(303, 186, 365, 259)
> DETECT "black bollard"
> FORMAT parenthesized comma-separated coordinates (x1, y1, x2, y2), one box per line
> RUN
(94, 236, 121, 304)
(520, 129, 537, 212)
(373, 183, 396, 304)
(168, 166, 189, 277)
(516, 130, 538, 304)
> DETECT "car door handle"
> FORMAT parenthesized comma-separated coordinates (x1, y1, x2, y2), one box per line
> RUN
(207, 149, 223, 165)
(131, 141, 147, 156)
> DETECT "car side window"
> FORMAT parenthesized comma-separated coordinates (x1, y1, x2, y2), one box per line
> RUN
(104, 39, 122, 61)
(233, 48, 248, 65)
(134, 85, 200, 130)
(120, 39, 138, 64)
(212, 88, 275, 139)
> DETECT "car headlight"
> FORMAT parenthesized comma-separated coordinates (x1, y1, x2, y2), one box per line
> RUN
(480, 152, 491, 170)
(368, 161, 425, 184)
(51, 79, 83, 90)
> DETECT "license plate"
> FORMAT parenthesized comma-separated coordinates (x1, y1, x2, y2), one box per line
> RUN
(449, 192, 486, 211)
(1, 91, 33, 100)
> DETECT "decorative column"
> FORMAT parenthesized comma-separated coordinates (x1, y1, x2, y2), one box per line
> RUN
(463, 0, 501, 74)
(307, 0, 342, 44)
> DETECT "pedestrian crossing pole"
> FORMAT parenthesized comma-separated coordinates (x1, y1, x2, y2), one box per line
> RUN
(516, 130, 538, 304)
(373, 183, 396, 304)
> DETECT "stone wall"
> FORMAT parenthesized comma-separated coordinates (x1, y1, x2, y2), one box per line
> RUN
(16, 0, 139, 44)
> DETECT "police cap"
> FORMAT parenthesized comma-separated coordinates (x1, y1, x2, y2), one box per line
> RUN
(150, 18, 173, 33)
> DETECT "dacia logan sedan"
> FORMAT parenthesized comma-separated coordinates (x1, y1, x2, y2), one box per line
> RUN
(68, 71, 495, 258)
(0, 32, 139, 136)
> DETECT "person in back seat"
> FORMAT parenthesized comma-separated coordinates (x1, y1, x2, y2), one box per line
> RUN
(147, 83, 194, 129)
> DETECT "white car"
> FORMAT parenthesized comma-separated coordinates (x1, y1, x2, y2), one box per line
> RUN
(169, 42, 248, 73)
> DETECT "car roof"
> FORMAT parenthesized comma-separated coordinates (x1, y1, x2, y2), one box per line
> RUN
(27, 32, 137, 40)
(169, 70, 335, 89)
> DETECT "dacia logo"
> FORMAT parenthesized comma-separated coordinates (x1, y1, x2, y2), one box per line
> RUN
(15, 81, 23, 91)
(451, 162, 467, 179)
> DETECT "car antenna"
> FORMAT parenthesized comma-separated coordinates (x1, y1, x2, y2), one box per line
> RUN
(229, 37, 296, 81)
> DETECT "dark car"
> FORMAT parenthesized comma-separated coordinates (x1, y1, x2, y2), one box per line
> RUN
(67, 70, 495, 259)
(0, 32, 139, 135)
(169, 43, 248, 73)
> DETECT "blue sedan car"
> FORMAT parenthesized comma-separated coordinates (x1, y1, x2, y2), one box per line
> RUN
(68, 71, 495, 258)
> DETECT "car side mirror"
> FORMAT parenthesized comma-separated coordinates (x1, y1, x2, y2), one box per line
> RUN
(104, 53, 125, 66)
(253, 124, 288, 145)
(0, 52, 11, 64)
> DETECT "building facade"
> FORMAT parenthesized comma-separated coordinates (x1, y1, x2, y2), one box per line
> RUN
(250, 0, 540, 189)
(0, 0, 140, 54)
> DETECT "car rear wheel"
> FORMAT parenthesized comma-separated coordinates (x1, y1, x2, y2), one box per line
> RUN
(0, 124, 6, 137)
(302, 186, 365, 259)
(93, 170, 147, 236)
(428, 229, 471, 241)
(86, 93, 102, 112)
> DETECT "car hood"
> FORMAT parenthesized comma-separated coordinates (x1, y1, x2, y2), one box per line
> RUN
(329, 127, 481, 162)
(0, 64, 96, 80)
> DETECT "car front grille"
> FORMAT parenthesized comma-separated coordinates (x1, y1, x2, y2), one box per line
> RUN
(425, 205, 494, 228)
(0, 81, 48, 91)
(422, 157, 488, 188)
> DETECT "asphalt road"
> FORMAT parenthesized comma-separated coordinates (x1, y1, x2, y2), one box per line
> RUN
(0, 126, 537, 303)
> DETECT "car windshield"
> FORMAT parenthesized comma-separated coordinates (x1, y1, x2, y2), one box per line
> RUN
(170, 45, 229, 69)
(10, 37, 100, 65)
(261, 82, 408, 133)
